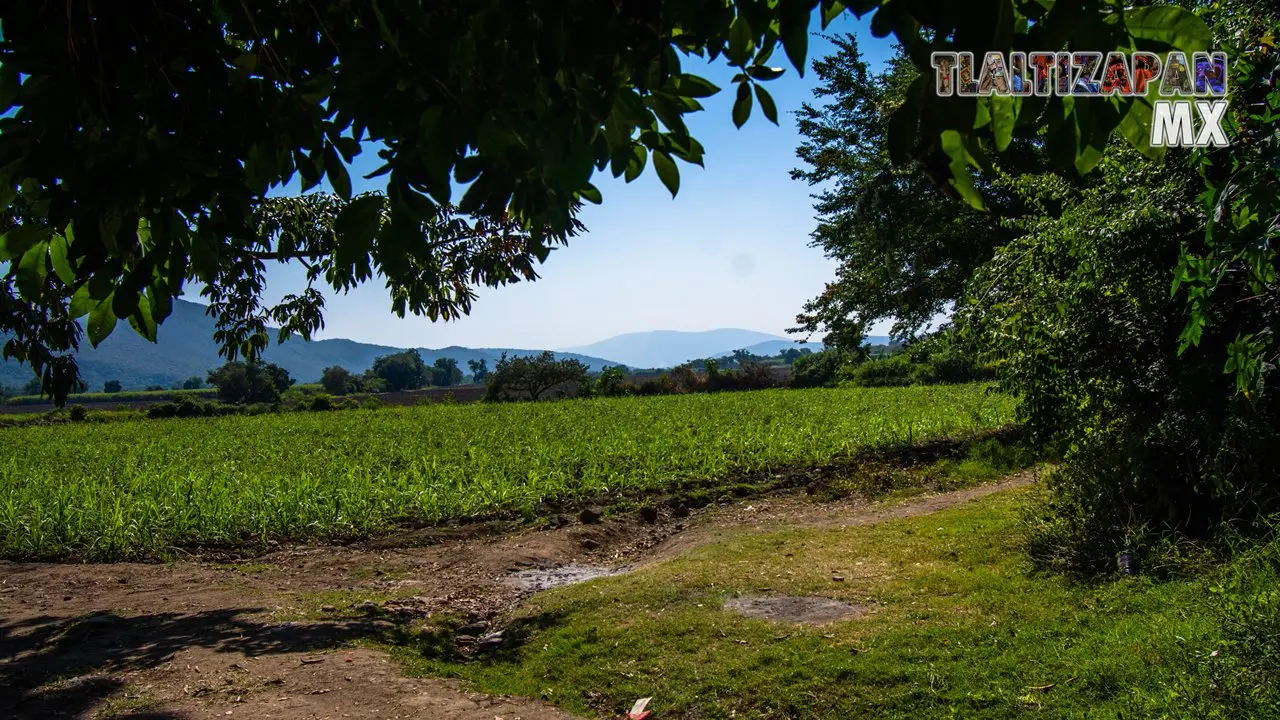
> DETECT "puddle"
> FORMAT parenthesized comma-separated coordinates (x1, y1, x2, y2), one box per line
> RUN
(723, 596, 864, 624)
(511, 564, 628, 591)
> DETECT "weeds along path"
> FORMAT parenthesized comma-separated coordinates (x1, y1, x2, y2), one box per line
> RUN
(0, 474, 1035, 719)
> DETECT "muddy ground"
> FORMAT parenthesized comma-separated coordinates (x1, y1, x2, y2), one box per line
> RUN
(0, 475, 1033, 720)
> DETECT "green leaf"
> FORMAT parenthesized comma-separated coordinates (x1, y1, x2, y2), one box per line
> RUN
(652, 150, 680, 197)
(148, 281, 173, 324)
(675, 74, 720, 98)
(49, 232, 76, 285)
(128, 293, 158, 343)
(0, 224, 52, 262)
(334, 194, 386, 251)
(940, 130, 988, 211)
(69, 285, 95, 319)
(747, 65, 785, 81)
(822, 0, 847, 28)
(579, 183, 603, 204)
(732, 82, 753, 128)
(779, 8, 810, 76)
(1124, 6, 1212, 53)
(990, 94, 1016, 152)
(112, 284, 141, 319)
(728, 16, 754, 66)
(324, 143, 352, 200)
(88, 295, 118, 347)
(1115, 96, 1166, 162)
(15, 241, 47, 298)
(623, 145, 648, 183)
(754, 84, 779, 124)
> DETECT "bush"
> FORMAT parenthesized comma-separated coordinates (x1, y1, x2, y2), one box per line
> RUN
(736, 362, 779, 390)
(668, 364, 703, 393)
(207, 361, 294, 404)
(182, 376, 204, 390)
(790, 349, 851, 388)
(146, 397, 231, 419)
(595, 366, 630, 397)
(103, 380, 122, 394)
(846, 356, 915, 387)
(320, 366, 362, 395)
(68, 404, 88, 421)
(307, 393, 334, 411)
(361, 395, 384, 410)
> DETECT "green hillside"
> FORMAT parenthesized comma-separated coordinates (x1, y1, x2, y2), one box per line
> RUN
(0, 299, 620, 391)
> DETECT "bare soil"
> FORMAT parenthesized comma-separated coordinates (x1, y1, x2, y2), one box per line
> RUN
(0, 474, 1034, 719)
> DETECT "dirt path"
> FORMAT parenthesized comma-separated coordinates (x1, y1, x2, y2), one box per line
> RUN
(0, 473, 1036, 719)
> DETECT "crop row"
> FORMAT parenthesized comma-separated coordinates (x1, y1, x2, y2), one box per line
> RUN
(0, 384, 1015, 560)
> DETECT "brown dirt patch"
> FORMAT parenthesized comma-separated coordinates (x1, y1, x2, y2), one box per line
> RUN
(723, 596, 865, 624)
(0, 472, 1036, 719)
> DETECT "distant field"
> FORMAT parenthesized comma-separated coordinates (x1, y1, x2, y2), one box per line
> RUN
(0, 384, 1014, 560)
(2, 387, 218, 407)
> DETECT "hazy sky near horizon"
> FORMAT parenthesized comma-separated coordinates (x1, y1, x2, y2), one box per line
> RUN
(256, 14, 898, 350)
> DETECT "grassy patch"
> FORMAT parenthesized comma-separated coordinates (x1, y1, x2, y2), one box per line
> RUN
(387, 487, 1239, 719)
(0, 384, 1013, 560)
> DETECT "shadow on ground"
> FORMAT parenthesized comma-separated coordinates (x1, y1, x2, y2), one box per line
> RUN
(0, 609, 387, 719)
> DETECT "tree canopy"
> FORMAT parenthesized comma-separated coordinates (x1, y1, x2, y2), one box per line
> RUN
(0, 0, 1234, 404)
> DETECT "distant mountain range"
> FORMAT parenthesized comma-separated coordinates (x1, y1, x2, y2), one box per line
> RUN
(0, 300, 896, 392)
(560, 329, 796, 370)
(0, 300, 619, 391)
(561, 330, 892, 369)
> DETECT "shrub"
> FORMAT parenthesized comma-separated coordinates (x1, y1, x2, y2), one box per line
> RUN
(736, 362, 779, 390)
(207, 361, 294, 404)
(595, 366, 630, 397)
(146, 397, 229, 419)
(668, 364, 703, 393)
(846, 357, 914, 387)
(361, 395, 384, 410)
(790, 350, 847, 388)
(182, 376, 204, 390)
(308, 393, 335, 411)
(103, 380, 122, 393)
(68, 404, 88, 421)
(320, 366, 362, 395)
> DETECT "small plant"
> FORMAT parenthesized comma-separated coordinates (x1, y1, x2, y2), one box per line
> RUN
(68, 404, 88, 421)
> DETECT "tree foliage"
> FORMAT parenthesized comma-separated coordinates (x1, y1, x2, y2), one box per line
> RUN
(320, 365, 361, 396)
(485, 351, 590, 402)
(467, 358, 490, 384)
(368, 350, 430, 392)
(431, 357, 464, 387)
(206, 361, 294, 404)
(0, 0, 1221, 405)
(790, 38, 1047, 349)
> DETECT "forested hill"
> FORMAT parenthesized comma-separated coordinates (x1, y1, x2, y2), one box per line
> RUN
(0, 299, 619, 391)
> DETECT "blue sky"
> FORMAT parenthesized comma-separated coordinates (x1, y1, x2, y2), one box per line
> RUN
(259, 14, 898, 350)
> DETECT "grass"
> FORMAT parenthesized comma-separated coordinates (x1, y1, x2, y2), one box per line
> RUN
(385, 487, 1250, 719)
(0, 384, 1013, 560)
